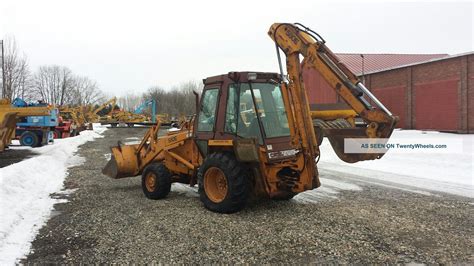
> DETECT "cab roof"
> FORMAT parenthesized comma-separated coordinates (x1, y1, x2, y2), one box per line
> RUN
(203, 71, 281, 85)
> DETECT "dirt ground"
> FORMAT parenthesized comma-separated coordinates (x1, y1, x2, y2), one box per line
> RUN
(0, 147, 37, 168)
(22, 127, 474, 264)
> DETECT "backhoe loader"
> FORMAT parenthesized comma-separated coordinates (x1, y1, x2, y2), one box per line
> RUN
(103, 23, 398, 213)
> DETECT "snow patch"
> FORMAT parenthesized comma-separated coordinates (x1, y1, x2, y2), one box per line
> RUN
(0, 123, 107, 265)
(171, 183, 198, 197)
(318, 130, 473, 198)
(294, 177, 361, 204)
(123, 137, 141, 145)
(52, 188, 79, 195)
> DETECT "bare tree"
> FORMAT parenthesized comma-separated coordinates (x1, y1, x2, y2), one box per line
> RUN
(144, 80, 202, 117)
(31, 65, 104, 106)
(70, 76, 104, 105)
(0, 36, 104, 105)
(30, 65, 69, 105)
(1, 36, 31, 100)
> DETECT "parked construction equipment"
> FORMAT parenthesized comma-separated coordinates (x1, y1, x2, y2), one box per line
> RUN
(88, 97, 117, 123)
(103, 23, 398, 213)
(133, 99, 157, 123)
(59, 106, 88, 135)
(12, 98, 58, 147)
(101, 98, 175, 127)
(53, 116, 73, 139)
(0, 98, 53, 151)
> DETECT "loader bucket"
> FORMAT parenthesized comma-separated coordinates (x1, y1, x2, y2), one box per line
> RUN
(102, 144, 140, 179)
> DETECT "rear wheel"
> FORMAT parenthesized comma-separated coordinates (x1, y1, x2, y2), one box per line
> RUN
(20, 131, 40, 147)
(198, 153, 249, 213)
(141, 163, 172, 199)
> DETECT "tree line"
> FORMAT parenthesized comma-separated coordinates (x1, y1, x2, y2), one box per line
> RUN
(1, 36, 201, 116)
(1, 36, 103, 106)
(118, 81, 202, 117)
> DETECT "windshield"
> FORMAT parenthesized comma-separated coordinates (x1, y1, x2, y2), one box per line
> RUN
(225, 82, 290, 142)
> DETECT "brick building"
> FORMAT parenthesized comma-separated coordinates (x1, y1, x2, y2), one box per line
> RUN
(303, 52, 474, 133)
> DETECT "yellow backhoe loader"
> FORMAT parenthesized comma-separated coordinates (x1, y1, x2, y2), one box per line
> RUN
(102, 23, 398, 213)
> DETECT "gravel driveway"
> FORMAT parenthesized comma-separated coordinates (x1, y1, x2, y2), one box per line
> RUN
(23, 127, 473, 264)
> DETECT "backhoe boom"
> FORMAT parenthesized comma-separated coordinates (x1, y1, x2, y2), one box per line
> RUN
(269, 23, 398, 162)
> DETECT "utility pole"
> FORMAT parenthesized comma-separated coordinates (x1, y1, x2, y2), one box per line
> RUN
(360, 54, 365, 84)
(1, 40, 5, 98)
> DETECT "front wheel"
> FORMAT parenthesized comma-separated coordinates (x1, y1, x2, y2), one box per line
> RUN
(141, 163, 172, 199)
(198, 153, 250, 213)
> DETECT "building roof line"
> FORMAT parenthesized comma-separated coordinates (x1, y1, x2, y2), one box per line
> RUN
(362, 51, 474, 75)
(337, 52, 448, 56)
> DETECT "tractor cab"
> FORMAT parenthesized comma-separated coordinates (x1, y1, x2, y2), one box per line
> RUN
(194, 72, 296, 161)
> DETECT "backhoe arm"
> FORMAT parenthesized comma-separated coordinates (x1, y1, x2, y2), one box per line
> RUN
(93, 97, 117, 116)
(269, 23, 399, 163)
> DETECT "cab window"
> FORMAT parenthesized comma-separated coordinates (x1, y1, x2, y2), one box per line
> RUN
(197, 89, 219, 132)
(224, 83, 263, 143)
(224, 86, 238, 134)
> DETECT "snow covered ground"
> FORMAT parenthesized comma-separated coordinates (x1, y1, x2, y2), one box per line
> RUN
(311, 130, 473, 198)
(0, 124, 107, 265)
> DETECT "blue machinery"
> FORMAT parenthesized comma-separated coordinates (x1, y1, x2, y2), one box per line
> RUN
(133, 99, 156, 123)
(12, 98, 58, 147)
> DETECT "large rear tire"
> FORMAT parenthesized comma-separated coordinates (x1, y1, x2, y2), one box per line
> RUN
(198, 153, 249, 213)
(141, 163, 172, 200)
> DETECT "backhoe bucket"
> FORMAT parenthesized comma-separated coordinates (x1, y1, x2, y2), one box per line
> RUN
(322, 125, 396, 163)
(102, 144, 140, 179)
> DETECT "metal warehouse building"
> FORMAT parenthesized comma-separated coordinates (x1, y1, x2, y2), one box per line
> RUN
(304, 52, 474, 133)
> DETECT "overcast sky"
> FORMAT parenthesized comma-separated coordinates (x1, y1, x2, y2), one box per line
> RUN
(0, 0, 472, 96)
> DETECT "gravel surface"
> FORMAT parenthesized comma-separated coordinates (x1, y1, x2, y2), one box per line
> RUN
(0, 148, 37, 168)
(23, 127, 474, 264)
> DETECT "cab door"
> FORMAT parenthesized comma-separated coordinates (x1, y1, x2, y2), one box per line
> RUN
(194, 86, 221, 157)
